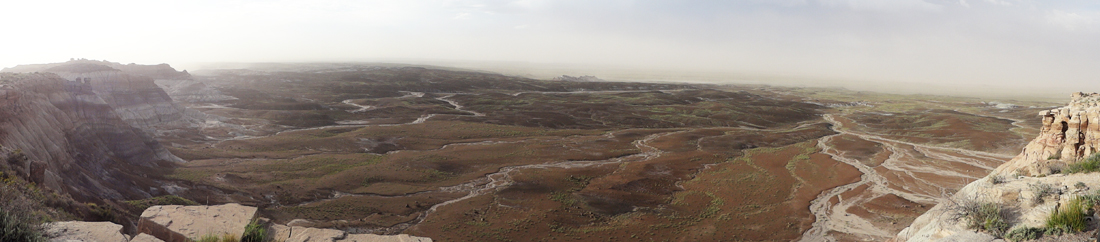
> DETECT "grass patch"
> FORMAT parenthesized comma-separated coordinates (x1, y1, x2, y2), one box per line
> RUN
(1064, 153, 1100, 174)
(1044, 197, 1089, 234)
(196, 233, 239, 242)
(124, 195, 199, 212)
(0, 209, 45, 242)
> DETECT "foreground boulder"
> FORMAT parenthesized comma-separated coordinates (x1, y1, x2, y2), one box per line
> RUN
(44, 221, 129, 242)
(130, 233, 166, 242)
(138, 203, 258, 242)
(270, 224, 432, 242)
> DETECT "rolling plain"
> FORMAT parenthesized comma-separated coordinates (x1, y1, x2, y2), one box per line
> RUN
(125, 64, 1055, 241)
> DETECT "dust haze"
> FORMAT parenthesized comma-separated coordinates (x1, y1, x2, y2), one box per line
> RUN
(4, 0, 1099, 98)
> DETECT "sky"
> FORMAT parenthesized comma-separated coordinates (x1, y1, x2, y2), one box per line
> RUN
(2, 0, 1099, 95)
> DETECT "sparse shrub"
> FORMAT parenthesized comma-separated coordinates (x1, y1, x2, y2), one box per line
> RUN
(1004, 227, 1044, 242)
(1048, 153, 1060, 160)
(1028, 182, 1057, 205)
(1014, 170, 1026, 178)
(0, 209, 45, 242)
(947, 198, 1011, 238)
(1074, 182, 1087, 189)
(989, 175, 1006, 185)
(1045, 197, 1088, 235)
(241, 220, 267, 242)
(1064, 153, 1100, 174)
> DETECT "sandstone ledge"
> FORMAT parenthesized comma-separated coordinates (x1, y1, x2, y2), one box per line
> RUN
(138, 203, 258, 242)
(44, 221, 129, 242)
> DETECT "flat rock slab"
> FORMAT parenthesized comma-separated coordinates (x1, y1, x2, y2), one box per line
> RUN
(130, 233, 165, 242)
(44, 221, 129, 242)
(343, 234, 432, 242)
(138, 203, 258, 242)
(270, 225, 432, 242)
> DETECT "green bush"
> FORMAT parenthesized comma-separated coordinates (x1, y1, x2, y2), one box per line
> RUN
(241, 220, 267, 242)
(0, 209, 45, 242)
(1045, 197, 1088, 234)
(1004, 227, 1044, 242)
(1064, 153, 1100, 174)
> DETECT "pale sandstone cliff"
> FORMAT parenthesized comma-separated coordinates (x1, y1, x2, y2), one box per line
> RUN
(993, 92, 1100, 177)
(894, 93, 1100, 242)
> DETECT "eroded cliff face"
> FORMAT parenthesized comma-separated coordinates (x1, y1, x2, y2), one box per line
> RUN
(994, 92, 1100, 177)
(51, 70, 186, 130)
(4, 60, 204, 131)
(894, 92, 1100, 242)
(0, 73, 178, 201)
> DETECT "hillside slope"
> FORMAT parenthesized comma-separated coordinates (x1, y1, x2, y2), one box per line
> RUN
(894, 92, 1100, 242)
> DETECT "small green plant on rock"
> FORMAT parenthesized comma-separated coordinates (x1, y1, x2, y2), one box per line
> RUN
(1004, 227, 1044, 242)
(241, 220, 268, 242)
(988, 174, 1006, 185)
(197, 233, 238, 242)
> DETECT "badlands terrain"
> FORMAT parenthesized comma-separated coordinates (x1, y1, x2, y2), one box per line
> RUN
(0, 60, 1075, 241)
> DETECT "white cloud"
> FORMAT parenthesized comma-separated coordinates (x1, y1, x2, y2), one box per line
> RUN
(1047, 10, 1096, 31)
(816, 0, 943, 12)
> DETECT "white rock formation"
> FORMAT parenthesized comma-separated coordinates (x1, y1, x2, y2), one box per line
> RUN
(138, 203, 258, 242)
(44, 221, 130, 242)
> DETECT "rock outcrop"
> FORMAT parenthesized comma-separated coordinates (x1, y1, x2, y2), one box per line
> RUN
(130, 233, 166, 242)
(138, 203, 258, 242)
(2, 59, 192, 81)
(894, 92, 1100, 241)
(993, 92, 1100, 176)
(44, 221, 130, 242)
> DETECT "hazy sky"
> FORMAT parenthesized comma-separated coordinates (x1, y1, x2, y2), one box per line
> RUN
(2, 0, 1099, 93)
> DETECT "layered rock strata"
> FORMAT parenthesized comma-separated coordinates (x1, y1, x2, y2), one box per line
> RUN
(0, 73, 179, 200)
(45, 65, 187, 131)
(994, 92, 1100, 176)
